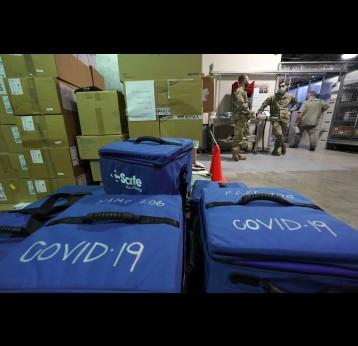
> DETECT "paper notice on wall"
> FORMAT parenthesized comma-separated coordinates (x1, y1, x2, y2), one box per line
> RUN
(18, 154, 28, 171)
(69, 146, 79, 166)
(125, 80, 156, 121)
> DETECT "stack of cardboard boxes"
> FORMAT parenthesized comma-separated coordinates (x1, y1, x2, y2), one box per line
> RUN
(117, 54, 214, 150)
(76, 91, 129, 182)
(0, 54, 99, 209)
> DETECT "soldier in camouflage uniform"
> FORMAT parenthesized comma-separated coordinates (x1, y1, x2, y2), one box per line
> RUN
(256, 80, 298, 156)
(232, 74, 251, 161)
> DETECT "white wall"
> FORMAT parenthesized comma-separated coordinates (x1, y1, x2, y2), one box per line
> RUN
(202, 54, 282, 75)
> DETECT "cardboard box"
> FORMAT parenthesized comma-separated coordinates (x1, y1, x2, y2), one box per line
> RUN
(0, 175, 87, 204)
(16, 114, 80, 148)
(77, 134, 128, 159)
(159, 117, 203, 147)
(0, 125, 23, 152)
(0, 203, 18, 211)
(155, 79, 203, 115)
(0, 153, 30, 179)
(118, 54, 202, 81)
(0, 179, 38, 204)
(76, 91, 128, 135)
(202, 76, 215, 113)
(0, 54, 92, 88)
(90, 160, 101, 181)
(90, 66, 105, 90)
(5, 77, 78, 116)
(23, 147, 83, 179)
(128, 120, 160, 138)
(0, 77, 16, 124)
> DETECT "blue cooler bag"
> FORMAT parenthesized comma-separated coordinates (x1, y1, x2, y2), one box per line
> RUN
(0, 193, 184, 292)
(99, 136, 193, 202)
(200, 187, 358, 293)
(0, 185, 104, 260)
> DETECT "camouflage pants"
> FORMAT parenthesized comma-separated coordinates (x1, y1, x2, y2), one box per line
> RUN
(271, 120, 289, 147)
(232, 116, 250, 149)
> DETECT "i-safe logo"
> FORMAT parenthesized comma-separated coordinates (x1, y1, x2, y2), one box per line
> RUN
(110, 170, 143, 192)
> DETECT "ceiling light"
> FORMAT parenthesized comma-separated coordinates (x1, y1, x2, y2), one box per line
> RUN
(341, 54, 358, 60)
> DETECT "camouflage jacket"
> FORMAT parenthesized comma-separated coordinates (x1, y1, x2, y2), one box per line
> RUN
(258, 92, 298, 122)
(233, 87, 250, 119)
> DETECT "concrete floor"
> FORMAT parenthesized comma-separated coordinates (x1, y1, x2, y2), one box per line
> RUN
(196, 146, 358, 230)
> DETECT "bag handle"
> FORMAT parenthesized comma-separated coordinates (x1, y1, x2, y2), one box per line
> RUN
(1, 192, 92, 236)
(206, 193, 324, 211)
(46, 211, 180, 228)
(133, 136, 182, 146)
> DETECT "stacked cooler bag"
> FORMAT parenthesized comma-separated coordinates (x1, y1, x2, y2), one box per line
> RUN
(197, 186, 358, 293)
(0, 137, 193, 293)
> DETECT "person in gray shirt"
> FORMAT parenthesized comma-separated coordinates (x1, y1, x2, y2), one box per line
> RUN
(290, 91, 329, 151)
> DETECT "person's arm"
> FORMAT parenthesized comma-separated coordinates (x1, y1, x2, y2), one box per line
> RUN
(234, 90, 251, 117)
(295, 103, 306, 124)
(321, 100, 330, 111)
(256, 96, 271, 114)
(288, 95, 299, 116)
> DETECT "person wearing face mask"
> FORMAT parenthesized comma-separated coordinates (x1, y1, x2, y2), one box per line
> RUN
(256, 81, 298, 156)
(231, 74, 252, 161)
(289, 90, 329, 151)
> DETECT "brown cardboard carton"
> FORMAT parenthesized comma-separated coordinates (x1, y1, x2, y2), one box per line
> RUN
(0, 54, 92, 87)
(76, 91, 128, 135)
(90, 160, 101, 182)
(0, 125, 23, 152)
(5, 77, 78, 116)
(0, 203, 18, 211)
(0, 179, 38, 204)
(159, 117, 203, 147)
(23, 147, 83, 179)
(0, 153, 30, 179)
(118, 54, 202, 81)
(202, 76, 215, 113)
(16, 114, 79, 148)
(90, 66, 105, 90)
(77, 134, 128, 160)
(128, 120, 160, 138)
(155, 79, 203, 115)
(0, 77, 16, 124)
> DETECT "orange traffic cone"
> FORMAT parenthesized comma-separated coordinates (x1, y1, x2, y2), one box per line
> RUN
(210, 144, 227, 183)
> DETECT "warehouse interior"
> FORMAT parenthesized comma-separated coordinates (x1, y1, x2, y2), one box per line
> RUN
(1, 54, 358, 293)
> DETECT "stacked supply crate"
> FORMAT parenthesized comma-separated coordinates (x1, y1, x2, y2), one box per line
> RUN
(0, 54, 94, 206)
(76, 90, 129, 182)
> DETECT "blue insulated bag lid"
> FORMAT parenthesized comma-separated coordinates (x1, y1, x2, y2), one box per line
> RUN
(200, 187, 358, 264)
(0, 193, 184, 292)
(99, 137, 193, 165)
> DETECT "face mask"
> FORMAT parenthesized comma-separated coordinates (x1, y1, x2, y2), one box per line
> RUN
(278, 87, 286, 93)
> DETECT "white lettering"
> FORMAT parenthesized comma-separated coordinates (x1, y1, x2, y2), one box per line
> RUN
(280, 219, 301, 231)
(113, 242, 128, 267)
(63, 241, 87, 260)
(20, 241, 46, 262)
(308, 220, 337, 237)
(119, 173, 142, 187)
(127, 242, 144, 272)
(83, 242, 109, 262)
(233, 219, 246, 230)
(256, 219, 273, 230)
(72, 242, 92, 264)
(96, 198, 132, 204)
(37, 243, 61, 260)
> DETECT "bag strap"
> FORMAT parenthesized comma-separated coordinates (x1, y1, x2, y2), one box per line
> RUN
(46, 211, 180, 228)
(0, 192, 92, 236)
(128, 136, 182, 146)
(206, 193, 324, 211)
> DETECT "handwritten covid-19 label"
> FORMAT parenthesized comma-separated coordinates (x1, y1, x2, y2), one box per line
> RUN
(19, 241, 144, 273)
